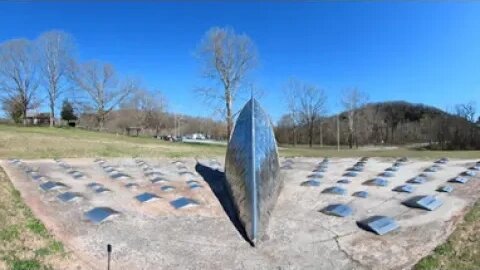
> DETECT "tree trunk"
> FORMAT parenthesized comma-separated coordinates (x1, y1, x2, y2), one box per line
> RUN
(337, 115, 340, 151)
(319, 122, 323, 147)
(292, 125, 297, 147)
(23, 107, 27, 126)
(348, 132, 353, 149)
(308, 122, 313, 148)
(226, 90, 233, 139)
(99, 113, 105, 131)
(391, 125, 395, 144)
(49, 106, 55, 127)
(353, 131, 358, 149)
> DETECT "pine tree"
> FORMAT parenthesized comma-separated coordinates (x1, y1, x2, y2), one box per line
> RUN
(60, 99, 77, 121)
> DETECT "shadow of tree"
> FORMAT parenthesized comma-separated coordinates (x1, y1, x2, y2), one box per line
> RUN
(195, 162, 254, 246)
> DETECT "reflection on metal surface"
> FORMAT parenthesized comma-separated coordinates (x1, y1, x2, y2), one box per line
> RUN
(393, 184, 415, 193)
(161, 185, 176, 192)
(363, 178, 389, 187)
(170, 197, 199, 209)
(470, 166, 480, 171)
(39, 181, 68, 192)
(125, 183, 139, 189)
(437, 185, 454, 193)
(352, 191, 369, 198)
(322, 186, 347, 195)
(435, 157, 448, 164)
(135, 192, 160, 203)
(187, 180, 202, 190)
(189, 184, 202, 190)
(145, 171, 163, 178)
(95, 187, 111, 194)
(403, 195, 443, 211)
(424, 166, 438, 173)
(462, 170, 476, 177)
(337, 178, 351, 184)
(343, 171, 358, 177)
(313, 167, 327, 173)
(300, 179, 321, 187)
(57, 192, 82, 202)
(321, 204, 352, 217)
(385, 166, 399, 172)
(30, 172, 47, 181)
(224, 98, 282, 244)
(179, 171, 195, 176)
(380, 171, 395, 177)
(151, 177, 169, 184)
(449, 176, 469, 184)
(110, 172, 130, 180)
(84, 207, 119, 224)
(348, 166, 363, 172)
(87, 182, 103, 190)
(357, 215, 399, 235)
(407, 176, 427, 184)
(68, 170, 85, 179)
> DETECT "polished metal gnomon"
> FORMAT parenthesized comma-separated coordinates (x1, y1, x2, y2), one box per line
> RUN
(225, 98, 283, 245)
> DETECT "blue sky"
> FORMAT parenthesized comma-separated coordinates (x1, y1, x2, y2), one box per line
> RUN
(1, 2, 480, 122)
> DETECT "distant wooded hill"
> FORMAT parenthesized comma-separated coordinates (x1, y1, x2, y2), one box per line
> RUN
(275, 101, 480, 150)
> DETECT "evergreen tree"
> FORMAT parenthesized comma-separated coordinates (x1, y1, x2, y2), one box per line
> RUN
(60, 99, 77, 121)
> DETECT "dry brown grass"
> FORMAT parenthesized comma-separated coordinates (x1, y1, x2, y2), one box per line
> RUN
(1, 125, 480, 160)
(0, 125, 225, 159)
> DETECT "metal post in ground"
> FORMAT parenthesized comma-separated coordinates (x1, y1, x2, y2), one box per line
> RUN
(107, 244, 112, 270)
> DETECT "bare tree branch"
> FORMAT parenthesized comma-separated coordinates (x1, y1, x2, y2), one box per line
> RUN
(341, 88, 368, 148)
(36, 30, 75, 127)
(195, 26, 257, 137)
(455, 102, 476, 123)
(70, 60, 138, 130)
(0, 39, 39, 125)
(284, 78, 327, 148)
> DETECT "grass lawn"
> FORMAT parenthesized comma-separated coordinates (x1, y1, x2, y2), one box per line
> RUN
(0, 125, 226, 159)
(0, 167, 68, 270)
(414, 200, 480, 270)
(1, 124, 479, 159)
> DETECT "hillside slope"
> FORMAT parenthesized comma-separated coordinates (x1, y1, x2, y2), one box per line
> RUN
(276, 101, 480, 150)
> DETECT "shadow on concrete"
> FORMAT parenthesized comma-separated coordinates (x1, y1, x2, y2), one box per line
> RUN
(195, 162, 254, 247)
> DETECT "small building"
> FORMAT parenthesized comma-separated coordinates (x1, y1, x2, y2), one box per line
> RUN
(25, 112, 50, 125)
(126, 127, 142, 137)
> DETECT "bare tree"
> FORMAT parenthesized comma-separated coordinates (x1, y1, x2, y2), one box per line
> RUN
(196, 26, 257, 137)
(0, 39, 39, 125)
(455, 101, 477, 146)
(122, 88, 168, 136)
(144, 92, 168, 137)
(37, 30, 75, 127)
(341, 88, 367, 148)
(70, 61, 138, 130)
(297, 81, 327, 148)
(455, 102, 476, 123)
(1, 94, 23, 123)
(283, 78, 302, 146)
